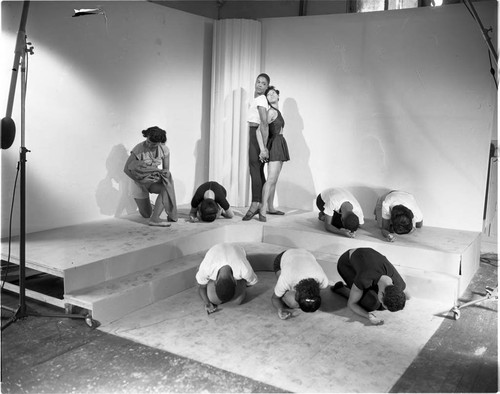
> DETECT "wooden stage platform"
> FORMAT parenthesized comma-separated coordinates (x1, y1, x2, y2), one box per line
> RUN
(1, 207, 481, 325)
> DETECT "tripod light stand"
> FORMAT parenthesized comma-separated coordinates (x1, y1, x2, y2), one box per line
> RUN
(1, 1, 96, 330)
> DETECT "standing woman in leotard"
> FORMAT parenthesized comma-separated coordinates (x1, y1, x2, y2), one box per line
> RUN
(242, 73, 270, 221)
(259, 86, 289, 222)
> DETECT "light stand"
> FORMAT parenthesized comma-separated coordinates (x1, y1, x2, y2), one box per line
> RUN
(462, 0, 498, 66)
(1, 1, 96, 330)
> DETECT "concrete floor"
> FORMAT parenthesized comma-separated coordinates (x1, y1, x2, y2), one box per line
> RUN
(0, 209, 497, 393)
(1, 253, 497, 393)
(101, 273, 447, 393)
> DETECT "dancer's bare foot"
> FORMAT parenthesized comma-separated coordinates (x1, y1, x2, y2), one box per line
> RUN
(148, 220, 171, 227)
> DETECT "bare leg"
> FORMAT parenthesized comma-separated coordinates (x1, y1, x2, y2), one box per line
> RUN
(148, 185, 170, 226)
(260, 161, 283, 217)
(267, 180, 278, 212)
(134, 198, 153, 218)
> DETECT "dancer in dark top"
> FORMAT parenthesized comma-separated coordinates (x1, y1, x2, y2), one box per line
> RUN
(259, 86, 289, 222)
(331, 248, 410, 326)
(189, 181, 234, 222)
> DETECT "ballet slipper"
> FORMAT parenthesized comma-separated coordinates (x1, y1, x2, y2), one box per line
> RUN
(242, 208, 260, 221)
(267, 210, 285, 215)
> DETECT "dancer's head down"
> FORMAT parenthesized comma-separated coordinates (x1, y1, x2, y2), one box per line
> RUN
(295, 278, 321, 312)
(390, 205, 413, 234)
(215, 265, 236, 303)
(382, 285, 406, 312)
(199, 199, 219, 222)
(343, 212, 360, 233)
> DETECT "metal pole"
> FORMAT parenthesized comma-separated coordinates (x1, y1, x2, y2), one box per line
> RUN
(463, 0, 498, 66)
(19, 43, 28, 315)
(5, 1, 30, 119)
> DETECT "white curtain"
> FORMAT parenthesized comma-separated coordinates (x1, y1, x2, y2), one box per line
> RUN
(209, 19, 262, 207)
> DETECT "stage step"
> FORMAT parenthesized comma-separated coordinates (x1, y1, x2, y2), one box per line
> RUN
(64, 242, 286, 325)
(62, 223, 264, 293)
(64, 241, 460, 325)
(3, 212, 479, 323)
(262, 217, 480, 297)
(65, 252, 206, 325)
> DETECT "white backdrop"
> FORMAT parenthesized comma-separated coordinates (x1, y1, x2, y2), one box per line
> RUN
(1, 1, 496, 236)
(1, 1, 213, 235)
(260, 2, 496, 231)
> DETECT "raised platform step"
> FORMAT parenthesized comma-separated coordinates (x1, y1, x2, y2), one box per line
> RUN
(1, 209, 480, 324)
(66, 241, 461, 325)
(262, 213, 480, 296)
(65, 242, 286, 325)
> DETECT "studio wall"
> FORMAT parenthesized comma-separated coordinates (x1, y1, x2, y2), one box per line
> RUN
(260, 1, 497, 231)
(1, 1, 496, 237)
(1, 1, 213, 235)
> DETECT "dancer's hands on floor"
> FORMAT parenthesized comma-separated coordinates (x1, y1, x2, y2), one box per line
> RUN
(381, 229, 395, 242)
(205, 303, 218, 315)
(343, 229, 355, 238)
(368, 312, 384, 326)
(278, 308, 293, 320)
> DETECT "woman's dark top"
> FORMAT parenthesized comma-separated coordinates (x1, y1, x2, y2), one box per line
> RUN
(351, 248, 406, 291)
(190, 181, 230, 210)
(267, 109, 290, 162)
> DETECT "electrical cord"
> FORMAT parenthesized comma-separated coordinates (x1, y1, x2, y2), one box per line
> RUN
(1, 38, 31, 292)
(1, 161, 20, 291)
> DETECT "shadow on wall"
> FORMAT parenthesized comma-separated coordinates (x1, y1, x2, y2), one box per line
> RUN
(192, 21, 212, 196)
(348, 185, 391, 220)
(193, 138, 209, 197)
(276, 97, 316, 210)
(95, 144, 137, 217)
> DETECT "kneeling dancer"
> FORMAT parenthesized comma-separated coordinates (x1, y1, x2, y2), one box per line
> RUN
(272, 248, 329, 320)
(196, 243, 258, 314)
(332, 247, 410, 325)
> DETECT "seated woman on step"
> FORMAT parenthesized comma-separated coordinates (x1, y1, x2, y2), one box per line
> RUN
(271, 248, 329, 320)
